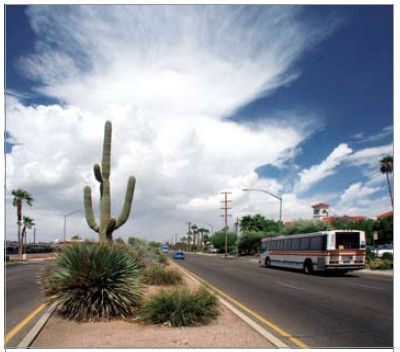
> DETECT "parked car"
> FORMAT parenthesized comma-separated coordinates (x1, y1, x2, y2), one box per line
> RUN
(374, 244, 393, 257)
(172, 251, 186, 260)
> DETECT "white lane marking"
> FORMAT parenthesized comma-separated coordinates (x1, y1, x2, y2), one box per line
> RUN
(277, 282, 304, 291)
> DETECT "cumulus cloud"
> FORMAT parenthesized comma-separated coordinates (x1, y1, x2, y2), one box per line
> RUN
(295, 143, 353, 194)
(334, 182, 389, 217)
(6, 5, 340, 241)
(346, 144, 393, 170)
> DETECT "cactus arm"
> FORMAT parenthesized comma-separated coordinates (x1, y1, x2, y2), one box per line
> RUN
(102, 121, 112, 179)
(93, 163, 102, 183)
(83, 186, 99, 232)
(115, 176, 136, 229)
(93, 163, 103, 196)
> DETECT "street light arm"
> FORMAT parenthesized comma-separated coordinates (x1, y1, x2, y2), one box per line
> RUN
(243, 188, 282, 200)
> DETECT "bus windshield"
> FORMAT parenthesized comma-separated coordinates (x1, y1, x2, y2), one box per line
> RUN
(335, 231, 362, 249)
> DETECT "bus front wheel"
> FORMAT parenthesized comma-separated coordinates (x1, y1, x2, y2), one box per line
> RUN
(303, 260, 313, 275)
(265, 257, 271, 268)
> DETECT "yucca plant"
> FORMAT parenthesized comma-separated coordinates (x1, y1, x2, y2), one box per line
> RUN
(41, 242, 143, 322)
(141, 264, 183, 286)
(140, 286, 219, 327)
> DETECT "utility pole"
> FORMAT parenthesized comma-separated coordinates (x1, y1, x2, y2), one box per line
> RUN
(220, 192, 232, 257)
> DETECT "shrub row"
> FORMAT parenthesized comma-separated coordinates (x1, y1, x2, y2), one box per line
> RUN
(41, 242, 218, 326)
(366, 257, 393, 270)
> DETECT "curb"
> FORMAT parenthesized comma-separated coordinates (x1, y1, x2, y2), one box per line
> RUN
(170, 260, 289, 348)
(17, 302, 58, 348)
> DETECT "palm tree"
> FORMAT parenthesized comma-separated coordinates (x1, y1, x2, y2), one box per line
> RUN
(380, 155, 393, 209)
(191, 225, 198, 252)
(197, 228, 208, 251)
(12, 189, 34, 255)
(22, 216, 35, 254)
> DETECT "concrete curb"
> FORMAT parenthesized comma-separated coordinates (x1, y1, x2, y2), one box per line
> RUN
(170, 260, 288, 348)
(17, 302, 58, 348)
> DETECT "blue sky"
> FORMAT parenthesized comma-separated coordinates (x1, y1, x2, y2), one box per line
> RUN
(4, 5, 394, 242)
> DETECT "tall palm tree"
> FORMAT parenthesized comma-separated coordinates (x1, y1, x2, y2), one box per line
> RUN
(191, 224, 198, 252)
(12, 189, 34, 255)
(197, 227, 207, 251)
(380, 155, 394, 209)
(22, 216, 35, 254)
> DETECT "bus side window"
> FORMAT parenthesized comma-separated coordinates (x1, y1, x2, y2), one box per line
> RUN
(292, 238, 300, 250)
(310, 236, 322, 250)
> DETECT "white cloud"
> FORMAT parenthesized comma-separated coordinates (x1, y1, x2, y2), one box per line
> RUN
(295, 143, 353, 194)
(352, 125, 393, 144)
(5, 6, 342, 241)
(333, 182, 390, 217)
(346, 144, 393, 170)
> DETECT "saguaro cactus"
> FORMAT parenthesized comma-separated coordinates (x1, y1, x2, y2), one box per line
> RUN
(84, 121, 136, 241)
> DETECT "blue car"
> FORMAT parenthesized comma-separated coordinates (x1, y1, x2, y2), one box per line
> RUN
(172, 251, 186, 260)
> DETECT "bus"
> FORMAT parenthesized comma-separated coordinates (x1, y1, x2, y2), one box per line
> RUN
(259, 230, 366, 274)
(161, 244, 170, 254)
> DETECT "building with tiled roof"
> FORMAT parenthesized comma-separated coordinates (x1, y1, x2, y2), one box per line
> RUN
(377, 211, 393, 219)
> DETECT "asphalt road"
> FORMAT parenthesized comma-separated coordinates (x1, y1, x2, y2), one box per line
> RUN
(176, 253, 393, 348)
(5, 262, 47, 347)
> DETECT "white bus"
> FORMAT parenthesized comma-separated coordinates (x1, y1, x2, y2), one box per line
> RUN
(259, 230, 366, 274)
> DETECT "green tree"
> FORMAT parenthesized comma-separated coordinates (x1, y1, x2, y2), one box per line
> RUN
(190, 225, 198, 251)
(239, 214, 280, 233)
(71, 235, 82, 240)
(197, 228, 209, 251)
(380, 155, 393, 209)
(283, 219, 330, 235)
(374, 216, 393, 244)
(237, 231, 264, 255)
(211, 231, 237, 253)
(22, 216, 35, 252)
(12, 189, 34, 255)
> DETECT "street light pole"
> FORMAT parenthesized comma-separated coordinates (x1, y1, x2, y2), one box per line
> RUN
(243, 188, 283, 233)
(63, 210, 81, 241)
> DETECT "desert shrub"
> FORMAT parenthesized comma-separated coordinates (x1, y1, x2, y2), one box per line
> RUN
(140, 286, 219, 327)
(367, 257, 393, 270)
(381, 252, 393, 261)
(158, 253, 169, 265)
(142, 264, 183, 286)
(128, 238, 162, 267)
(41, 242, 142, 322)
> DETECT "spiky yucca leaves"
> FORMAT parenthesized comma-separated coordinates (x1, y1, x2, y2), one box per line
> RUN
(140, 286, 219, 327)
(41, 242, 143, 322)
(141, 264, 183, 286)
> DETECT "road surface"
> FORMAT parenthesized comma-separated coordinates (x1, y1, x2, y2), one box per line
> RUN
(5, 262, 47, 347)
(176, 253, 393, 348)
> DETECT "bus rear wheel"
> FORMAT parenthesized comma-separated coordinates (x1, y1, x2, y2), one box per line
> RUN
(303, 260, 313, 275)
(265, 257, 271, 268)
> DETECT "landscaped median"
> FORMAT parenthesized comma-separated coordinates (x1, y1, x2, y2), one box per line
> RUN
(27, 243, 275, 348)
